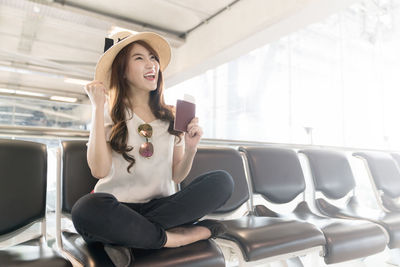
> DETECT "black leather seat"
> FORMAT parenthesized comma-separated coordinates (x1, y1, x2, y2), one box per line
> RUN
(58, 140, 225, 267)
(181, 147, 326, 264)
(0, 139, 72, 267)
(301, 149, 400, 249)
(240, 146, 388, 264)
(354, 151, 400, 213)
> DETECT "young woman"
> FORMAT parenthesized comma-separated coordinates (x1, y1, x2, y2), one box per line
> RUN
(71, 31, 234, 266)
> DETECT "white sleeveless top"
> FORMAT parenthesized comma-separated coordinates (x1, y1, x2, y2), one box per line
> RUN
(93, 101, 183, 203)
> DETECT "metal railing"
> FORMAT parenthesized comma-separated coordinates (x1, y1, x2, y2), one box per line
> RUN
(0, 125, 89, 140)
(0, 124, 398, 153)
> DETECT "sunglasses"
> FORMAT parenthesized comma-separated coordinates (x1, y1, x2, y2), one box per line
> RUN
(138, 123, 154, 158)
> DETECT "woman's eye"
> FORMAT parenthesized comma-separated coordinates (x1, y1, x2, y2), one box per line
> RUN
(135, 57, 143, 60)
(150, 55, 156, 60)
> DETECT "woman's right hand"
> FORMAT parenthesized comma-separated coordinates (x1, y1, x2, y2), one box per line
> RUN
(84, 81, 106, 108)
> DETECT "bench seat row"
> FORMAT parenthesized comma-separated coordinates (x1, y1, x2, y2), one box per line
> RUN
(2, 139, 400, 266)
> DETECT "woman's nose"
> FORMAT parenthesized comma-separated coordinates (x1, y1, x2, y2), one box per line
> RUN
(145, 59, 156, 69)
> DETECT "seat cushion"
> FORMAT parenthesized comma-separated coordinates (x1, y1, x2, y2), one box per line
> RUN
(132, 240, 225, 267)
(0, 239, 72, 267)
(219, 215, 325, 261)
(291, 201, 387, 264)
(62, 231, 225, 267)
(316, 197, 400, 249)
(322, 219, 387, 264)
(62, 232, 113, 266)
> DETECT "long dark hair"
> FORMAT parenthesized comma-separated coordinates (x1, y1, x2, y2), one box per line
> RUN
(108, 40, 181, 172)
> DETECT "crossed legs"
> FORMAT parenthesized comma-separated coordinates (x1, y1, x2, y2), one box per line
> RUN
(71, 170, 234, 249)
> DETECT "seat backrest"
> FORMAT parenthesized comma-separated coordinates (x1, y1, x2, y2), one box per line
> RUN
(300, 149, 355, 200)
(239, 146, 305, 204)
(61, 140, 97, 215)
(354, 151, 400, 199)
(391, 153, 400, 172)
(180, 147, 249, 213)
(0, 139, 47, 235)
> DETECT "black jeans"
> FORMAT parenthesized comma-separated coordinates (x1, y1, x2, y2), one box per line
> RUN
(71, 170, 234, 249)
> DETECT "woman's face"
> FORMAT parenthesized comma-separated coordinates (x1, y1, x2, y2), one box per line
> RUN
(125, 43, 160, 92)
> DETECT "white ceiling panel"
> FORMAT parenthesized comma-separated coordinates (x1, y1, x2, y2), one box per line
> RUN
(0, 0, 242, 100)
(166, 0, 237, 16)
(0, 0, 356, 103)
(65, 0, 237, 34)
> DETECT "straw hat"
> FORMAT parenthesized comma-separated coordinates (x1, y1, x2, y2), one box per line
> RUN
(94, 31, 171, 88)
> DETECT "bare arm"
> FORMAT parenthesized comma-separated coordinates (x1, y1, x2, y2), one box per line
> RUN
(85, 81, 112, 179)
(172, 117, 203, 183)
(172, 145, 195, 184)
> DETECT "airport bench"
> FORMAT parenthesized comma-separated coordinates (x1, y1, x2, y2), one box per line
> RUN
(0, 139, 72, 267)
(181, 146, 326, 266)
(301, 149, 400, 250)
(241, 146, 388, 264)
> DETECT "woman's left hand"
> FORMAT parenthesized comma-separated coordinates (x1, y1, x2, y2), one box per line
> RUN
(185, 117, 203, 152)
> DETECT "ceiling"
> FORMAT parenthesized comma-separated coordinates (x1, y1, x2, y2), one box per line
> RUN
(0, 0, 359, 104)
(0, 0, 238, 102)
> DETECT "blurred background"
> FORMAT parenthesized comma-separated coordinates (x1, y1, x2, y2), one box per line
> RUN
(2, 0, 400, 150)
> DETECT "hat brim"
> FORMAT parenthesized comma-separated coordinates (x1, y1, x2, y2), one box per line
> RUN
(94, 32, 171, 89)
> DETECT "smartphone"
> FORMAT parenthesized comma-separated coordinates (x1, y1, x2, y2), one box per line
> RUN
(174, 98, 196, 132)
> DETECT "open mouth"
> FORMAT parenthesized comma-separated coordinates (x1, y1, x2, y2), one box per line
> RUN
(144, 73, 156, 81)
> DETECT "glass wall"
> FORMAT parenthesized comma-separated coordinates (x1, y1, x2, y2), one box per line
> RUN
(165, 0, 400, 150)
(0, 95, 91, 130)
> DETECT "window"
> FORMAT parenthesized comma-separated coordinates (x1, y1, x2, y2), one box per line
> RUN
(166, 0, 400, 150)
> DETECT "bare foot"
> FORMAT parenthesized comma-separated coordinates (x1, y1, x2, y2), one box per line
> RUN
(163, 226, 211, 248)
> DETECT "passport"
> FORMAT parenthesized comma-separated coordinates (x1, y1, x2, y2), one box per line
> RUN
(174, 98, 196, 132)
